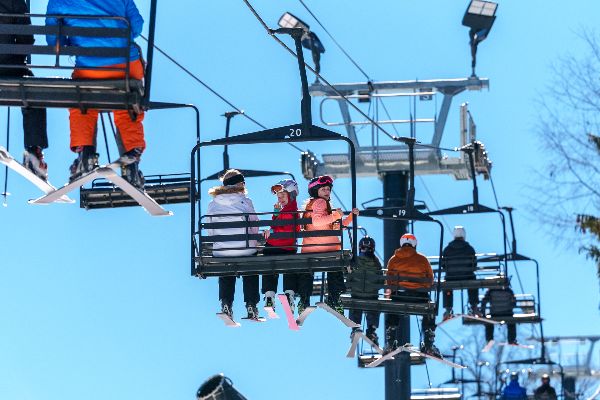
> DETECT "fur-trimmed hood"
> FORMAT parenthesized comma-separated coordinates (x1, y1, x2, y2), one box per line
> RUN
(208, 184, 247, 197)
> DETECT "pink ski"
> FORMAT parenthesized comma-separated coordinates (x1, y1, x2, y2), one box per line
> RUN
(217, 312, 241, 327)
(277, 294, 299, 331)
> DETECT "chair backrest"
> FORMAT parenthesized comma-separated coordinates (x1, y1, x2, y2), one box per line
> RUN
(0, 13, 134, 79)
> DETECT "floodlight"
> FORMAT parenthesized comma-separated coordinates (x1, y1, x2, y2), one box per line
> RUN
(278, 12, 326, 76)
(462, 0, 498, 77)
(197, 374, 247, 400)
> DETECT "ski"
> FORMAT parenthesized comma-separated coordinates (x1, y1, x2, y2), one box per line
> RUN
(366, 345, 408, 368)
(241, 316, 267, 323)
(347, 330, 362, 358)
(316, 302, 360, 328)
(358, 331, 384, 354)
(296, 306, 316, 326)
(217, 312, 241, 327)
(0, 146, 73, 203)
(30, 164, 172, 216)
(348, 330, 384, 358)
(263, 306, 279, 319)
(497, 342, 534, 350)
(277, 293, 299, 331)
(438, 313, 502, 326)
(402, 346, 466, 369)
(482, 340, 495, 353)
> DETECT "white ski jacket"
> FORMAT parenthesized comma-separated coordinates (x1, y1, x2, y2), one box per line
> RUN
(206, 191, 259, 257)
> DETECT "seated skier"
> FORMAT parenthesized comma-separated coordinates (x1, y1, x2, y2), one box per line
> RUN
(385, 233, 440, 357)
(261, 179, 301, 313)
(534, 374, 557, 400)
(481, 285, 518, 345)
(346, 236, 383, 346)
(0, 0, 48, 180)
(441, 226, 481, 320)
(207, 169, 261, 321)
(502, 372, 528, 400)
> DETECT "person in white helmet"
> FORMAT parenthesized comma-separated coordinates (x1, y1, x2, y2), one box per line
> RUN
(261, 179, 302, 313)
(385, 233, 440, 357)
(441, 226, 481, 320)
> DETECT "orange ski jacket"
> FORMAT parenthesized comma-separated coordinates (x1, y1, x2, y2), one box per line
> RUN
(386, 246, 433, 289)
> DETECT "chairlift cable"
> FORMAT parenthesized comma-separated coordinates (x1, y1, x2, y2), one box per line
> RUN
(139, 35, 306, 153)
(297, 0, 372, 82)
(2, 107, 10, 206)
(240, 0, 399, 143)
(489, 172, 526, 295)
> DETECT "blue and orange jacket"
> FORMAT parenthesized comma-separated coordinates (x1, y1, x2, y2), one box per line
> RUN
(45, 0, 144, 67)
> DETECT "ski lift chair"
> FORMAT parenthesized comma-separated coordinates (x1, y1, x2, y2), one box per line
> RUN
(0, 13, 144, 112)
(428, 253, 508, 291)
(462, 292, 542, 325)
(0, 10, 198, 212)
(411, 388, 462, 400)
(358, 351, 425, 368)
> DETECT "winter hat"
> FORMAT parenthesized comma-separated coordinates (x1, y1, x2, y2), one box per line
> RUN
(308, 175, 333, 198)
(221, 169, 245, 186)
(271, 179, 299, 200)
(453, 226, 466, 239)
(399, 233, 417, 248)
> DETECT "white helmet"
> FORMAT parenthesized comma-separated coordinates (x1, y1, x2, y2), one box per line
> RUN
(271, 179, 299, 200)
(399, 233, 417, 248)
(453, 226, 466, 239)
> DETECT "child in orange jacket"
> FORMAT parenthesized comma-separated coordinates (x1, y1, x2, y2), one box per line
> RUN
(301, 175, 359, 315)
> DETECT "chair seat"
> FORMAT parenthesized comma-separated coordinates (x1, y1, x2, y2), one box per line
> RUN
(195, 250, 352, 277)
(440, 275, 507, 290)
(0, 76, 144, 111)
(340, 294, 435, 316)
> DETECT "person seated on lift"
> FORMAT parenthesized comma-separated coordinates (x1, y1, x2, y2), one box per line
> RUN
(385, 233, 440, 357)
(534, 374, 557, 400)
(442, 226, 481, 320)
(481, 284, 518, 345)
(207, 169, 261, 321)
(346, 236, 383, 346)
(261, 179, 303, 314)
(501, 372, 528, 400)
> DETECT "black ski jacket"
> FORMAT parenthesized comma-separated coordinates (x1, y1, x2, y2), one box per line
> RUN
(0, 0, 34, 76)
(481, 287, 516, 316)
(534, 384, 557, 400)
(346, 255, 383, 299)
(442, 239, 477, 280)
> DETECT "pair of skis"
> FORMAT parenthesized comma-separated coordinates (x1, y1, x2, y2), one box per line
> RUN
(0, 146, 171, 216)
(481, 340, 534, 353)
(215, 294, 317, 328)
(278, 294, 316, 331)
(0, 146, 73, 204)
(365, 344, 466, 369)
(438, 313, 504, 326)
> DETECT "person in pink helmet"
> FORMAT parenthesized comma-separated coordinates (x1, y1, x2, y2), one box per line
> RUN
(301, 175, 359, 315)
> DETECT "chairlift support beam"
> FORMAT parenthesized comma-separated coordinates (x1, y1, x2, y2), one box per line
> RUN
(306, 78, 489, 180)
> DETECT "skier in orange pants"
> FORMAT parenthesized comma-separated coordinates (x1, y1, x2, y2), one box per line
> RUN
(46, 0, 146, 188)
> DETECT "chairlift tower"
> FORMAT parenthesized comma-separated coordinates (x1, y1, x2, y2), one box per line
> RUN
(306, 77, 491, 400)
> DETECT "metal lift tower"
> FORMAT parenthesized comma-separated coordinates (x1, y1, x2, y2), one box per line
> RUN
(304, 77, 491, 400)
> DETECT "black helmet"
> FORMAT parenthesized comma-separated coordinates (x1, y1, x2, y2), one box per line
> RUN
(308, 175, 333, 198)
(359, 236, 376, 253)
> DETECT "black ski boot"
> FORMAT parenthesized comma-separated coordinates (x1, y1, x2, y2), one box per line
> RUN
(384, 326, 398, 354)
(326, 293, 344, 315)
(420, 328, 442, 358)
(23, 145, 48, 181)
(69, 146, 99, 182)
(366, 325, 379, 347)
(121, 161, 145, 189)
(245, 303, 260, 320)
(221, 301, 233, 320)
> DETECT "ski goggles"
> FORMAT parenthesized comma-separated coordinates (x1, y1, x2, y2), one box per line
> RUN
(271, 184, 284, 194)
(308, 175, 333, 189)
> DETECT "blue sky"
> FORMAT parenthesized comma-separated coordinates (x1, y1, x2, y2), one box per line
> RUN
(1, 1, 599, 399)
